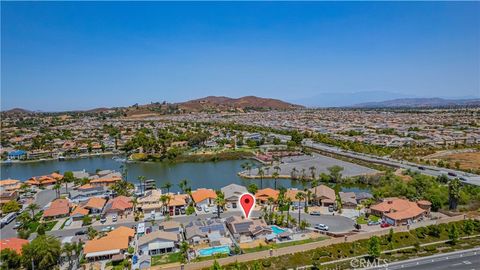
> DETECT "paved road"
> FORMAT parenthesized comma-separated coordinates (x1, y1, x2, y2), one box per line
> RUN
(48, 210, 354, 239)
(35, 189, 56, 208)
(303, 140, 480, 186)
(370, 248, 480, 270)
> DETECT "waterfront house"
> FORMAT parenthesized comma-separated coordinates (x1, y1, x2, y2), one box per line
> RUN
(89, 176, 121, 187)
(0, 179, 21, 192)
(255, 188, 279, 204)
(309, 185, 336, 206)
(83, 226, 134, 261)
(339, 192, 357, 209)
(7, 150, 27, 160)
(184, 219, 228, 245)
(69, 185, 108, 203)
(26, 173, 63, 187)
(137, 230, 179, 256)
(191, 188, 217, 207)
(166, 193, 189, 216)
(370, 198, 429, 226)
(221, 184, 248, 209)
(43, 198, 71, 220)
(103, 196, 133, 217)
(225, 216, 272, 242)
(285, 189, 307, 207)
(355, 192, 373, 204)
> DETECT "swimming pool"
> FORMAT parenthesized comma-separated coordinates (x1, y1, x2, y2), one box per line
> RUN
(270, 225, 287, 235)
(198, 245, 230, 256)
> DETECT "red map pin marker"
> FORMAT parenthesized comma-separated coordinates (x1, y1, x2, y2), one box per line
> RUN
(239, 193, 255, 219)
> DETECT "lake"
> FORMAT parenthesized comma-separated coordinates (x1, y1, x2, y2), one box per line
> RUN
(0, 156, 371, 193)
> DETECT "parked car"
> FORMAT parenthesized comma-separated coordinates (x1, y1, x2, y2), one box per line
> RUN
(196, 205, 202, 211)
(368, 220, 381, 226)
(310, 211, 321, 216)
(75, 230, 87, 235)
(314, 224, 329, 231)
(328, 205, 334, 212)
(380, 222, 391, 228)
(180, 207, 186, 215)
(448, 172, 457, 177)
(418, 166, 426, 170)
(13, 221, 22, 229)
(459, 177, 468, 182)
(112, 215, 117, 222)
(100, 217, 107, 224)
(101, 226, 115, 232)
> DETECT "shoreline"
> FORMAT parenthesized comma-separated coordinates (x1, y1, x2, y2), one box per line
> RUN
(1, 152, 118, 165)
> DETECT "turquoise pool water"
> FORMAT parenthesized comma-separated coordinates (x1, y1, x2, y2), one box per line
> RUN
(270, 225, 287, 235)
(198, 245, 230, 256)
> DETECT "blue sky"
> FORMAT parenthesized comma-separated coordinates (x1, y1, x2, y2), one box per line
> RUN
(2, 2, 479, 111)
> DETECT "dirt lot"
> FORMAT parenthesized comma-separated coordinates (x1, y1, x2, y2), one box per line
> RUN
(426, 151, 480, 170)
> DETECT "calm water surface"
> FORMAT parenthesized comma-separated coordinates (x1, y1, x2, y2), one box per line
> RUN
(1, 156, 370, 193)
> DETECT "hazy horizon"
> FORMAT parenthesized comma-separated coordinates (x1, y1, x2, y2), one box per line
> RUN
(2, 2, 479, 111)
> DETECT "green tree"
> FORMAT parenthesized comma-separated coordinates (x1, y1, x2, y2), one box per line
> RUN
(87, 226, 98, 240)
(179, 178, 189, 193)
(368, 236, 381, 258)
(214, 191, 226, 219)
(62, 171, 75, 194)
(247, 183, 258, 194)
(295, 192, 305, 227)
(210, 260, 223, 270)
(448, 179, 461, 210)
(22, 235, 62, 270)
(272, 172, 279, 190)
(0, 248, 22, 270)
(53, 183, 61, 198)
(162, 181, 172, 194)
(26, 203, 39, 218)
(257, 168, 265, 189)
(1, 200, 20, 214)
(137, 175, 147, 194)
(327, 166, 344, 182)
(448, 224, 459, 245)
(179, 241, 190, 263)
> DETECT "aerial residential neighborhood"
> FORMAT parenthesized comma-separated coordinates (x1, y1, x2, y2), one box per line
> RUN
(2, 1, 480, 270)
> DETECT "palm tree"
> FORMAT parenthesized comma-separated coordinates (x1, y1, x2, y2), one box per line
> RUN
(26, 203, 39, 218)
(62, 171, 75, 194)
(257, 168, 265, 189)
(448, 178, 461, 210)
(291, 167, 298, 180)
(162, 181, 172, 194)
(132, 197, 138, 212)
(53, 183, 61, 198)
(63, 242, 75, 269)
(309, 166, 316, 180)
(295, 192, 305, 228)
(274, 165, 281, 174)
(179, 241, 190, 263)
(87, 226, 98, 240)
(306, 190, 312, 210)
(264, 166, 271, 177)
(285, 198, 292, 228)
(311, 179, 319, 205)
(267, 197, 275, 215)
(214, 191, 226, 219)
(179, 178, 189, 193)
(160, 194, 171, 216)
(272, 172, 280, 190)
(137, 175, 146, 194)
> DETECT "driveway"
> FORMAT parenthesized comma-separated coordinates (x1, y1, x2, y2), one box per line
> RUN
(34, 189, 56, 208)
(300, 213, 354, 232)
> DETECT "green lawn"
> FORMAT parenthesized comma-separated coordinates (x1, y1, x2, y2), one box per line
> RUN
(44, 220, 58, 231)
(151, 252, 183, 266)
(356, 215, 380, 224)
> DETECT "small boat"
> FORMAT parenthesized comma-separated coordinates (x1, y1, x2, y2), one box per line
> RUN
(58, 156, 65, 161)
(112, 157, 127, 162)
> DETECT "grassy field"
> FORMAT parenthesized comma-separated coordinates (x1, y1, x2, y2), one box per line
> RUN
(151, 252, 183, 266)
(427, 151, 480, 171)
(242, 237, 329, 253)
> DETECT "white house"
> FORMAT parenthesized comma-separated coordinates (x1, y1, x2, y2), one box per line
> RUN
(137, 231, 179, 256)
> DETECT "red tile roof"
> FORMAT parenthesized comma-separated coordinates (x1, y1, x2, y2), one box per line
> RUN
(0, 238, 29, 254)
(43, 198, 70, 218)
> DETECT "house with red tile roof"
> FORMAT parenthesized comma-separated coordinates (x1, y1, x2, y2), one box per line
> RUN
(191, 188, 217, 207)
(43, 198, 71, 220)
(103, 196, 133, 216)
(26, 173, 63, 187)
(255, 188, 279, 204)
(83, 226, 135, 261)
(0, 238, 29, 255)
(84, 197, 107, 214)
(90, 177, 121, 187)
(0, 179, 21, 192)
(370, 198, 430, 226)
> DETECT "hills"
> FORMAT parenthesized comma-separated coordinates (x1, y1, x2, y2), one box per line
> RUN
(352, 98, 480, 108)
(176, 96, 303, 112)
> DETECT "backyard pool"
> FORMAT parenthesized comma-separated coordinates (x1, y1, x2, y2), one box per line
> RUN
(198, 245, 230, 256)
(270, 225, 287, 235)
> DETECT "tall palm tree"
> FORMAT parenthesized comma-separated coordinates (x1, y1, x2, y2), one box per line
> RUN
(264, 166, 270, 177)
(311, 179, 319, 205)
(257, 168, 265, 189)
(179, 241, 190, 263)
(309, 166, 316, 181)
(214, 191, 226, 219)
(272, 172, 280, 190)
(274, 165, 281, 174)
(295, 192, 305, 228)
(162, 181, 172, 194)
(285, 198, 292, 228)
(267, 197, 275, 215)
(26, 203, 39, 218)
(306, 190, 312, 210)
(160, 194, 170, 216)
(53, 183, 61, 198)
(137, 175, 146, 194)
(179, 178, 189, 193)
(291, 167, 298, 180)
